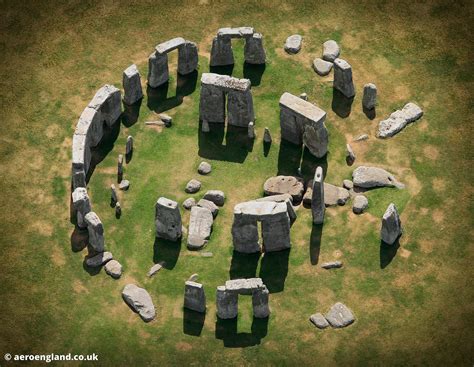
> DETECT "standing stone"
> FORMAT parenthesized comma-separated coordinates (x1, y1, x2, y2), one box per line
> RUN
(263, 127, 272, 143)
(203, 190, 225, 206)
(115, 202, 122, 217)
(310, 313, 330, 329)
(352, 195, 368, 214)
(346, 143, 356, 165)
(201, 120, 210, 133)
(110, 184, 118, 206)
(216, 286, 238, 319)
(72, 187, 91, 229)
(244, 33, 266, 64)
(210, 36, 234, 66)
(155, 197, 182, 241)
(147, 51, 169, 88)
(105, 259, 122, 279)
(303, 123, 329, 158)
(122, 284, 156, 322)
(187, 206, 213, 250)
(122, 64, 143, 105)
(227, 88, 255, 128)
(84, 212, 105, 252)
(87, 84, 122, 127)
(312, 58, 333, 76)
(231, 213, 260, 253)
(248, 121, 255, 139)
(311, 167, 325, 224)
(322, 40, 340, 62)
(252, 286, 270, 318)
(184, 281, 206, 313)
(177, 41, 198, 75)
(117, 154, 124, 183)
(284, 34, 302, 54)
(261, 211, 291, 252)
(333, 58, 355, 98)
(381, 203, 402, 244)
(362, 83, 377, 110)
(126, 136, 133, 156)
(199, 84, 226, 123)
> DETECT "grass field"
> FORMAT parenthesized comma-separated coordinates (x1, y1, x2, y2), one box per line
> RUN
(0, 0, 473, 365)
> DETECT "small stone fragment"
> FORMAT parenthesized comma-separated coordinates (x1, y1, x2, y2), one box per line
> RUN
(119, 180, 130, 191)
(147, 263, 163, 277)
(263, 127, 272, 143)
(354, 134, 369, 142)
(110, 184, 118, 205)
(381, 203, 402, 244)
(284, 34, 302, 54)
(105, 259, 122, 279)
(188, 273, 199, 282)
(310, 313, 330, 329)
(322, 40, 340, 62)
(312, 58, 333, 76)
(362, 83, 377, 110)
(85, 251, 113, 267)
(122, 284, 156, 322)
(325, 302, 355, 328)
(342, 180, 353, 190)
(197, 198, 219, 218)
(198, 161, 212, 175)
(299, 93, 308, 101)
(321, 261, 343, 269)
(346, 143, 356, 165)
(352, 195, 368, 214)
(159, 113, 172, 127)
(324, 183, 350, 206)
(185, 179, 202, 194)
(203, 190, 225, 206)
(183, 197, 196, 210)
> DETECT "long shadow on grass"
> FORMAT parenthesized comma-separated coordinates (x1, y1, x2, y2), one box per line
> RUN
(210, 64, 234, 76)
(277, 139, 303, 176)
(310, 224, 323, 265)
(153, 237, 181, 270)
(183, 308, 205, 336)
(259, 249, 290, 293)
(121, 99, 142, 128)
(332, 89, 354, 118)
(243, 62, 265, 86)
(215, 316, 268, 348)
(230, 251, 260, 279)
(198, 122, 250, 163)
(70, 227, 89, 252)
(380, 238, 400, 269)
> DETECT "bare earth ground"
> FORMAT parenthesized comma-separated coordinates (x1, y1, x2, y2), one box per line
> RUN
(0, 1, 473, 366)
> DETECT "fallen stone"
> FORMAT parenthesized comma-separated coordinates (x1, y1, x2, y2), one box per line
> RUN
(325, 302, 355, 328)
(321, 261, 343, 269)
(198, 161, 212, 175)
(354, 134, 369, 141)
(352, 166, 404, 189)
(85, 251, 113, 268)
(362, 83, 377, 110)
(264, 176, 305, 203)
(203, 190, 225, 206)
(197, 198, 219, 218)
(122, 284, 156, 322)
(185, 179, 201, 194)
(284, 34, 302, 54)
(105, 259, 122, 279)
(184, 281, 206, 313)
(346, 143, 356, 165)
(263, 127, 272, 143)
(342, 179, 353, 190)
(244, 33, 266, 64)
(145, 121, 165, 127)
(147, 263, 163, 277)
(322, 40, 340, 62)
(122, 64, 143, 105)
(187, 206, 213, 250)
(201, 252, 213, 257)
(159, 113, 172, 127)
(333, 58, 355, 98)
(377, 102, 423, 138)
(312, 58, 333, 76)
(155, 197, 182, 241)
(119, 179, 130, 191)
(324, 183, 350, 206)
(183, 197, 196, 210)
(353, 195, 368, 214)
(310, 313, 330, 329)
(381, 203, 402, 245)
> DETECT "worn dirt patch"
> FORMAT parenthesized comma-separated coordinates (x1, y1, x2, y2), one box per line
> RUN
(419, 240, 434, 254)
(51, 246, 66, 266)
(432, 178, 446, 192)
(73, 279, 89, 294)
(394, 85, 411, 101)
(423, 145, 439, 160)
(175, 342, 192, 351)
(399, 248, 412, 258)
(432, 209, 444, 224)
(393, 273, 413, 288)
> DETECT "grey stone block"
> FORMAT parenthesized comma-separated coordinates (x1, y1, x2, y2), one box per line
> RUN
(155, 197, 182, 241)
(184, 281, 206, 313)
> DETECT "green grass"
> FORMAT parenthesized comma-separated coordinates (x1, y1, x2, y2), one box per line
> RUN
(0, 0, 473, 366)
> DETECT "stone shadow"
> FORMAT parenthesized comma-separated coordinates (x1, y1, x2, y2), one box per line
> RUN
(183, 308, 205, 337)
(210, 64, 234, 77)
(198, 122, 249, 163)
(153, 237, 181, 270)
(229, 251, 260, 280)
(380, 239, 400, 269)
(243, 62, 265, 86)
(70, 227, 88, 253)
(300, 147, 328, 184)
(121, 99, 142, 128)
(259, 248, 290, 293)
(310, 224, 323, 265)
(363, 105, 376, 120)
(332, 89, 354, 118)
(277, 139, 303, 176)
(215, 316, 268, 348)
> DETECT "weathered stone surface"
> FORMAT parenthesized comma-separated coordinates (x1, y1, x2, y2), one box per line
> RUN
(203, 190, 225, 206)
(185, 179, 201, 194)
(155, 37, 186, 54)
(264, 176, 305, 203)
(342, 179, 353, 190)
(322, 40, 340, 62)
(115, 202, 122, 217)
(362, 83, 377, 110)
(353, 195, 368, 214)
(117, 154, 124, 182)
(354, 134, 369, 141)
(119, 179, 130, 191)
(261, 210, 291, 252)
(147, 51, 168, 88)
(147, 263, 163, 277)
(352, 166, 404, 189)
(183, 197, 196, 210)
(217, 27, 254, 38)
(71, 168, 86, 190)
(227, 89, 255, 127)
(155, 197, 182, 241)
(110, 184, 118, 205)
(263, 127, 272, 143)
(346, 143, 356, 165)
(216, 285, 238, 319)
(225, 278, 264, 295)
(231, 213, 260, 253)
(252, 286, 270, 318)
(303, 122, 329, 158)
(84, 212, 105, 252)
(210, 36, 234, 66)
(248, 121, 255, 139)
(75, 106, 103, 147)
(123, 64, 143, 105)
(284, 34, 302, 54)
(310, 313, 330, 329)
(381, 203, 402, 244)
(324, 183, 350, 206)
(105, 260, 122, 279)
(244, 33, 266, 64)
(72, 187, 91, 228)
(88, 84, 122, 126)
(312, 167, 325, 224)
(177, 41, 198, 75)
(198, 161, 212, 175)
(122, 284, 156, 322)
(321, 261, 343, 269)
(377, 102, 423, 138)
(255, 194, 296, 226)
(325, 302, 355, 328)
(187, 206, 213, 250)
(312, 58, 333, 76)
(188, 273, 199, 282)
(85, 251, 113, 267)
(333, 58, 355, 98)
(202, 71, 251, 91)
(72, 133, 91, 175)
(184, 281, 206, 313)
(126, 135, 133, 156)
(197, 199, 219, 218)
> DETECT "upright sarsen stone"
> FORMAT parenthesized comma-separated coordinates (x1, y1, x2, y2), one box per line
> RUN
(333, 58, 355, 98)
(88, 84, 122, 127)
(231, 213, 260, 253)
(311, 167, 325, 224)
(155, 197, 182, 241)
(210, 36, 234, 66)
(227, 89, 255, 127)
(72, 187, 91, 228)
(84, 211, 105, 252)
(381, 203, 402, 244)
(184, 281, 206, 313)
(362, 83, 377, 110)
(177, 41, 199, 75)
(199, 84, 226, 123)
(252, 286, 270, 318)
(122, 64, 143, 105)
(216, 286, 238, 319)
(244, 33, 266, 64)
(147, 51, 169, 88)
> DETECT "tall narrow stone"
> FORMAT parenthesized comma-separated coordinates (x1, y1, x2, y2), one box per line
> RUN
(244, 33, 266, 64)
(263, 127, 272, 143)
(199, 84, 226, 123)
(122, 64, 143, 105)
(252, 286, 270, 318)
(155, 197, 182, 241)
(110, 184, 118, 206)
(362, 83, 377, 110)
(88, 84, 122, 127)
(303, 123, 329, 158)
(177, 41, 199, 75)
(72, 187, 91, 228)
(147, 51, 169, 88)
(261, 212, 291, 252)
(231, 213, 260, 253)
(84, 212, 105, 252)
(381, 203, 402, 244)
(117, 154, 124, 182)
(216, 286, 238, 319)
(311, 167, 325, 224)
(248, 121, 255, 139)
(210, 36, 234, 66)
(184, 281, 206, 313)
(126, 136, 133, 156)
(333, 58, 355, 98)
(227, 89, 255, 127)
